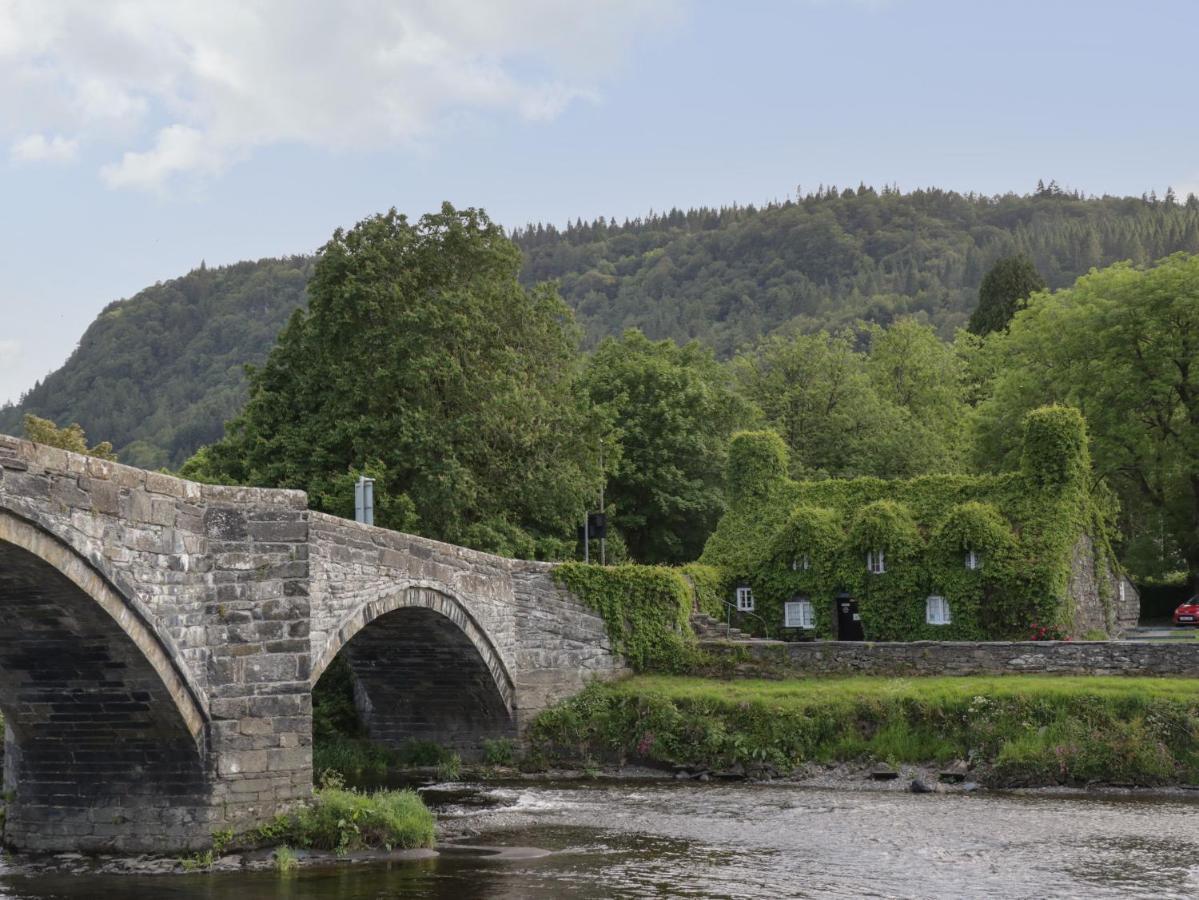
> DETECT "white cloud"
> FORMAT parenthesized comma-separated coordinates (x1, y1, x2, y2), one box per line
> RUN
(10, 132, 79, 163)
(0, 340, 21, 372)
(0, 0, 681, 191)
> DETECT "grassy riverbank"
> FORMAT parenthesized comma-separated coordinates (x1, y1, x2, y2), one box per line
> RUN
(529, 675, 1199, 787)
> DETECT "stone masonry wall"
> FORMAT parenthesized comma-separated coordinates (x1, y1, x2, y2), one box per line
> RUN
(0, 435, 313, 850)
(701, 638, 1199, 678)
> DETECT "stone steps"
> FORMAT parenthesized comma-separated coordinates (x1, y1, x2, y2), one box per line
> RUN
(690, 612, 751, 641)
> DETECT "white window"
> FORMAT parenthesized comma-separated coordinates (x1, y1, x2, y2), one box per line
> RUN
(965, 549, 982, 571)
(866, 549, 886, 574)
(926, 595, 952, 625)
(785, 597, 815, 629)
(735, 585, 755, 612)
(791, 554, 811, 572)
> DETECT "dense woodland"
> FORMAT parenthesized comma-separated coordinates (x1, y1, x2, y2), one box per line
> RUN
(0, 258, 313, 468)
(517, 182, 1199, 354)
(3, 186, 1198, 584)
(6, 185, 1199, 470)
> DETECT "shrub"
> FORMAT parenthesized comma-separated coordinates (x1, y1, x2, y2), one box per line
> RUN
(481, 738, 516, 766)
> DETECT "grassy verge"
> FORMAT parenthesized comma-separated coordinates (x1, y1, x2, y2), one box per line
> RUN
(529, 675, 1199, 787)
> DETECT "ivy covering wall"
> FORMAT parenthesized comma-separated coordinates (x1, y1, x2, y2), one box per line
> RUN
(553, 562, 699, 671)
(700, 406, 1121, 641)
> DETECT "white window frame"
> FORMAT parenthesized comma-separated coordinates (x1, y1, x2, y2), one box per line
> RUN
(784, 597, 815, 629)
(926, 595, 952, 626)
(735, 585, 755, 612)
(866, 549, 886, 574)
(965, 549, 982, 571)
(791, 553, 811, 572)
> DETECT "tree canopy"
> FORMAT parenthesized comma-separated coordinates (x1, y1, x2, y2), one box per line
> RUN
(6, 185, 1199, 471)
(975, 253, 1199, 586)
(184, 204, 601, 558)
(968, 254, 1047, 335)
(518, 185, 1199, 355)
(732, 320, 968, 480)
(21, 414, 116, 460)
(581, 330, 755, 564)
(0, 258, 312, 468)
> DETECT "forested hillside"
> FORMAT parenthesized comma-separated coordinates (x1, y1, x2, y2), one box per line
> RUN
(5, 184, 1199, 467)
(517, 183, 1199, 354)
(0, 258, 312, 468)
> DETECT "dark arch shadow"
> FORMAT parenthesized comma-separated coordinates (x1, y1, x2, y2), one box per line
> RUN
(0, 515, 209, 851)
(318, 589, 516, 758)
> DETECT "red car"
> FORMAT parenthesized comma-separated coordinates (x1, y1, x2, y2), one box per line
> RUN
(1173, 597, 1199, 625)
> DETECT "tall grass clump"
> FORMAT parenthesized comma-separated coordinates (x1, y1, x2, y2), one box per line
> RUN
(288, 787, 435, 853)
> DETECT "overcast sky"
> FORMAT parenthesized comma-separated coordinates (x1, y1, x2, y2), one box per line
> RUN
(2, 0, 1197, 405)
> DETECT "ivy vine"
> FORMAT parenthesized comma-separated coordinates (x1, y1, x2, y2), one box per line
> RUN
(701, 406, 1122, 641)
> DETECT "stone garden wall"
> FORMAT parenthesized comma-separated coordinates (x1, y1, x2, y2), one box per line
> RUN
(701, 638, 1199, 678)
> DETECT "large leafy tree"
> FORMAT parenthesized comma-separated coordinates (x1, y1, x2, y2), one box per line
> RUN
(974, 253, 1199, 587)
(186, 204, 599, 558)
(581, 330, 755, 564)
(968, 255, 1047, 336)
(732, 321, 967, 480)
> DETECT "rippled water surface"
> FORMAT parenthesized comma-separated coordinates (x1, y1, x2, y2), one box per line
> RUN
(3, 782, 1198, 899)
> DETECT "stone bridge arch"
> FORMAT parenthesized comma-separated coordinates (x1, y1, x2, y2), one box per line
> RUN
(0, 508, 211, 851)
(313, 584, 517, 756)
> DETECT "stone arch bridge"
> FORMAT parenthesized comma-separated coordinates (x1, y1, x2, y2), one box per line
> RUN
(0, 434, 625, 852)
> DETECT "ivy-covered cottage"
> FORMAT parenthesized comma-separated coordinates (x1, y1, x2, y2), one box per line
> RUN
(701, 406, 1138, 641)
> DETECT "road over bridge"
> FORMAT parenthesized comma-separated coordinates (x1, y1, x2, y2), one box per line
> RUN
(0, 434, 624, 852)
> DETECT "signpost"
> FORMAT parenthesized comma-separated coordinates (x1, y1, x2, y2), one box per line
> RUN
(354, 476, 375, 526)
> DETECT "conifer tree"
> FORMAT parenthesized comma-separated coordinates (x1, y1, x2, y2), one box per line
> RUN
(968, 255, 1047, 336)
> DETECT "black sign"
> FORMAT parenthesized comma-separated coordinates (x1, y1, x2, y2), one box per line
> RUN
(587, 512, 607, 540)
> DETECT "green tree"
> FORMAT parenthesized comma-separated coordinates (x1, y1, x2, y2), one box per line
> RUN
(864, 319, 969, 472)
(23, 414, 116, 460)
(732, 322, 967, 480)
(581, 330, 756, 564)
(974, 253, 1199, 587)
(186, 204, 599, 558)
(968, 255, 1047, 336)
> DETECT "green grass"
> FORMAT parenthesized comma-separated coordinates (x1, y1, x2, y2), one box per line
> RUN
(274, 845, 298, 873)
(530, 675, 1199, 787)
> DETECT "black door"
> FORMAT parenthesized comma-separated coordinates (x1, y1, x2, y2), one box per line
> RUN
(836, 596, 864, 641)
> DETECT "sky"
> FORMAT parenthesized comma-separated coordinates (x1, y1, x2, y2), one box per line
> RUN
(1, 0, 1197, 405)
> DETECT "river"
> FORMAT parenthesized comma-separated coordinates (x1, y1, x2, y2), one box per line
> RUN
(1, 781, 1197, 898)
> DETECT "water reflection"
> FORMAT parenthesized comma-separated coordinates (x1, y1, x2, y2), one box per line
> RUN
(2, 783, 1199, 898)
